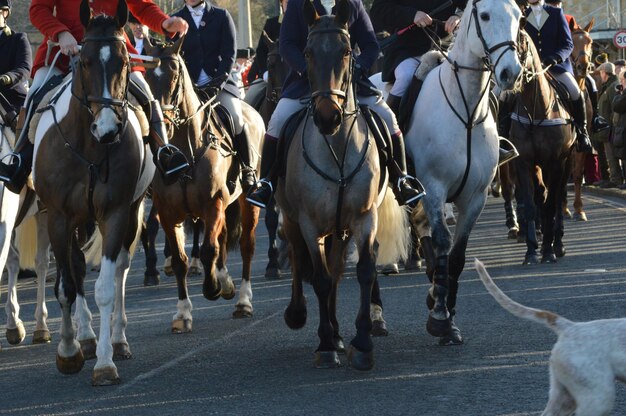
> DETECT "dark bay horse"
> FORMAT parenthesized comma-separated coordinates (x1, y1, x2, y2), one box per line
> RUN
(33, 1, 152, 385)
(275, 0, 409, 370)
(143, 37, 263, 329)
(244, 33, 289, 280)
(509, 30, 575, 264)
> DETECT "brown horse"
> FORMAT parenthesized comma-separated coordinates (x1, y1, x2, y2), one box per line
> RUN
(567, 18, 595, 222)
(33, 1, 151, 385)
(509, 30, 575, 264)
(143, 38, 263, 329)
(275, 0, 409, 370)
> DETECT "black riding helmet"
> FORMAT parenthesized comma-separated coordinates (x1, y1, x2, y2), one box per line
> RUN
(0, 0, 11, 16)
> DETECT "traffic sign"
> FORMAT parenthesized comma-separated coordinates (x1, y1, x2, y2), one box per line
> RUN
(614, 30, 626, 48)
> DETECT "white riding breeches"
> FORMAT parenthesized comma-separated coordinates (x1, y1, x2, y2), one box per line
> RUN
(551, 70, 581, 100)
(217, 90, 245, 135)
(389, 57, 421, 98)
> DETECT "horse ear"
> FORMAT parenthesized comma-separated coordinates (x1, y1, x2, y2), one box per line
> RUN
(334, 0, 350, 27)
(262, 31, 274, 48)
(170, 35, 185, 55)
(303, 0, 319, 27)
(115, 0, 129, 28)
(568, 17, 577, 32)
(519, 16, 527, 30)
(143, 36, 154, 55)
(584, 17, 594, 32)
(79, 0, 92, 28)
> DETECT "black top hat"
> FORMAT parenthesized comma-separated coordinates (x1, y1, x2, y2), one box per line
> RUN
(0, 0, 12, 10)
(236, 48, 251, 59)
(128, 12, 140, 24)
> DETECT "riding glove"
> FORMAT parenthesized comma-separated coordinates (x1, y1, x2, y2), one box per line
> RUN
(0, 75, 10, 86)
(541, 55, 561, 69)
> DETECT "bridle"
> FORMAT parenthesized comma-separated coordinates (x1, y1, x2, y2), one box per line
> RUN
(72, 34, 130, 142)
(306, 25, 356, 118)
(570, 29, 593, 78)
(265, 48, 284, 104)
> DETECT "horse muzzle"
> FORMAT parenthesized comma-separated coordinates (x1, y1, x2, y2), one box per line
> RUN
(313, 98, 343, 136)
(496, 61, 523, 91)
(91, 107, 122, 144)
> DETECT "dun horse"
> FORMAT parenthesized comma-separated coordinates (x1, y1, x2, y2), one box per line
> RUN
(275, 0, 409, 370)
(33, 1, 152, 385)
(406, 0, 522, 344)
(509, 30, 575, 265)
(143, 37, 264, 328)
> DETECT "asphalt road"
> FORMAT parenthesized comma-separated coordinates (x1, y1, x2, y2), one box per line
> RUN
(1, 190, 626, 416)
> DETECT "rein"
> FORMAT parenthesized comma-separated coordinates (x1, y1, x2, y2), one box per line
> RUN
(265, 49, 283, 104)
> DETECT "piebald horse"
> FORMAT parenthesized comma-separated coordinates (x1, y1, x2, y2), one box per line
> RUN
(33, 1, 152, 385)
(276, 0, 410, 370)
(406, 0, 522, 344)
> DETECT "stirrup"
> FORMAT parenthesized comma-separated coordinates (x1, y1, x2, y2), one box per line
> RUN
(246, 179, 273, 209)
(397, 175, 426, 206)
(156, 144, 189, 176)
(0, 152, 22, 182)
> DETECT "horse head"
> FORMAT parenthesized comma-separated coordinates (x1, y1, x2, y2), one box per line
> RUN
(143, 37, 188, 125)
(264, 34, 288, 104)
(570, 18, 594, 81)
(464, 0, 523, 90)
(77, 0, 130, 144)
(304, 0, 353, 136)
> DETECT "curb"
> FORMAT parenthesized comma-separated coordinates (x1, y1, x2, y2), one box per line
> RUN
(572, 183, 626, 200)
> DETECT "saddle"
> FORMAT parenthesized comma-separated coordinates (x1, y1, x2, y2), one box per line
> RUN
(545, 72, 573, 116)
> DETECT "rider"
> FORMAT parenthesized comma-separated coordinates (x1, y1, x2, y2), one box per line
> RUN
(370, 0, 518, 165)
(247, 0, 288, 83)
(246, 0, 424, 209)
(544, 0, 610, 134)
(0, 0, 31, 127)
(0, 0, 190, 194)
(524, 0, 593, 153)
(173, 0, 256, 191)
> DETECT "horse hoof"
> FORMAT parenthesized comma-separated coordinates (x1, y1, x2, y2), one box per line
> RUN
(79, 338, 98, 360)
(403, 258, 421, 271)
(143, 273, 160, 287)
(113, 343, 133, 360)
(554, 245, 566, 258)
(92, 366, 121, 386)
(522, 254, 539, 265)
(203, 284, 222, 301)
(371, 319, 389, 337)
(541, 253, 557, 264)
(427, 315, 452, 338)
(439, 323, 463, 346)
(380, 263, 399, 275)
(284, 305, 307, 329)
(347, 345, 374, 371)
(314, 351, 340, 369)
(507, 227, 519, 240)
(6, 321, 26, 345)
(233, 304, 253, 319)
(220, 282, 236, 301)
(56, 350, 85, 374)
(334, 336, 345, 353)
(563, 208, 572, 219)
(172, 319, 193, 334)
(573, 212, 587, 222)
(264, 266, 281, 280)
(163, 257, 174, 276)
(32, 329, 52, 344)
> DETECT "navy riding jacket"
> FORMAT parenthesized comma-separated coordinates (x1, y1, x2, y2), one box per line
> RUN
(279, 0, 379, 99)
(248, 15, 281, 82)
(0, 28, 32, 112)
(524, 5, 573, 75)
(173, 2, 238, 94)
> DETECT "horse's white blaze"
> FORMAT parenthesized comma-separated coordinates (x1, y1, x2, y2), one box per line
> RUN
(174, 298, 193, 321)
(153, 66, 163, 78)
(74, 294, 96, 341)
(92, 45, 119, 140)
(94, 257, 116, 370)
(112, 248, 130, 345)
(237, 279, 253, 309)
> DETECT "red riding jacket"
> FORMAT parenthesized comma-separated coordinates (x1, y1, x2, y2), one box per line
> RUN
(30, 0, 170, 75)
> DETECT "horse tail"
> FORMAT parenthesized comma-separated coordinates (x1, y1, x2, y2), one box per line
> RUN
(128, 200, 145, 259)
(474, 259, 573, 334)
(82, 226, 102, 268)
(225, 201, 242, 252)
(16, 215, 37, 270)
(375, 191, 410, 265)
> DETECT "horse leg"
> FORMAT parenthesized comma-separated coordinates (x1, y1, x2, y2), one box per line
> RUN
(188, 219, 203, 276)
(143, 203, 160, 285)
(111, 200, 143, 361)
(5, 240, 25, 345)
(549, 159, 572, 261)
(200, 198, 225, 301)
(48, 208, 84, 375)
(500, 163, 519, 239)
(515, 158, 539, 264)
(325, 236, 349, 352)
(160, 213, 192, 333)
(282, 216, 309, 330)
(370, 278, 388, 337)
(264, 198, 281, 279)
(572, 151, 587, 221)
(92, 210, 131, 386)
(33, 212, 52, 344)
(403, 224, 422, 271)
(233, 197, 260, 318)
(72, 235, 97, 360)
(422, 195, 453, 338)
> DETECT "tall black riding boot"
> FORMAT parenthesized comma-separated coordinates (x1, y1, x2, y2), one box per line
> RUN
(246, 136, 279, 209)
(585, 77, 610, 133)
(390, 132, 426, 208)
(233, 125, 256, 191)
(0, 108, 34, 193)
(571, 96, 593, 153)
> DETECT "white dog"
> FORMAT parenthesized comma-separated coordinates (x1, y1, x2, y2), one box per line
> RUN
(474, 259, 626, 416)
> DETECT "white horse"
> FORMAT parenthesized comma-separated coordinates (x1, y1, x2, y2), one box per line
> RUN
(405, 0, 522, 344)
(0, 99, 53, 351)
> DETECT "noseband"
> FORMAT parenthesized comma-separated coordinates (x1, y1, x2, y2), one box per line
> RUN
(306, 26, 354, 117)
(73, 34, 130, 141)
